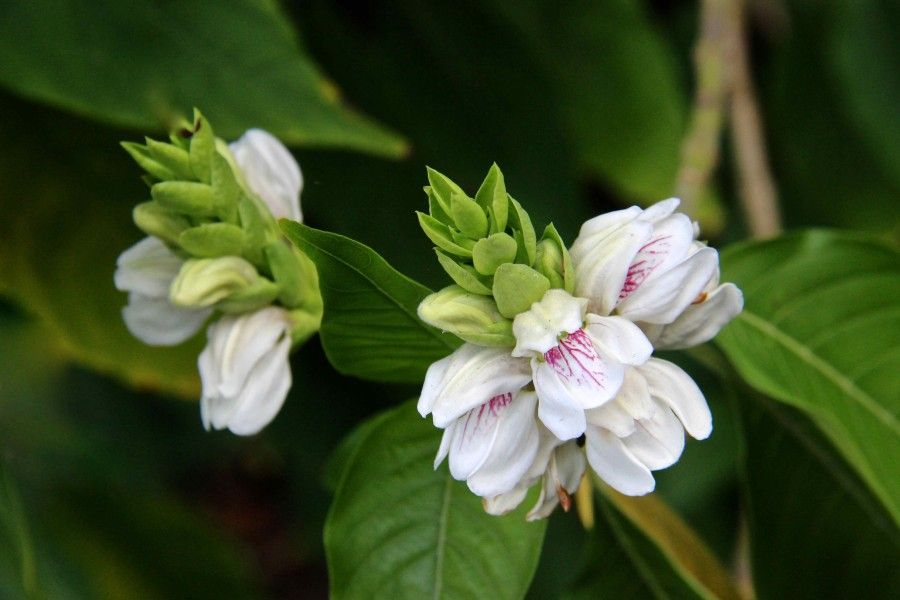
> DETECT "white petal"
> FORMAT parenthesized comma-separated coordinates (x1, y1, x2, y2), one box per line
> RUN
(615, 213, 695, 304)
(572, 221, 653, 316)
(114, 237, 183, 297)
(465, 392, 541, 497)
(511, 289, 587, 356)
(617, 247, 719, 324)
(434, 426, 453, 469)
(525, 442, 586, 521)
(540, 329, 625, 410)
(224, 334, 292, 435)
(418, 344, 531, 428)
(532, 359, 588, 440)
(637, 197, 681, 224)
(584, 314, 653, 366)
(639, 359, 712, 440)
(622, 400, 685, 470)
(229, 129, 303, 221)
(585, 427, 655, 496)
(641, 283, 744, 349)
(574, 205, 642, 240)
(586, 400, 635, 437)
(484, 484, 529, 516)
(612, 367, 655, 421)
(122, 292, 210, 346)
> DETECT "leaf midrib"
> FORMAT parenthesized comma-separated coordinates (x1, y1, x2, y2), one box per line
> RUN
(296, 228, 458, 352)
(737, 310, 899, 433)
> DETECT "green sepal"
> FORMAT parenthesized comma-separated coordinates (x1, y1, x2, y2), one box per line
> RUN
(144, 137, 195, 180)
(417, 212, 473, 258)
(189, 109, 215, 184)
(535, 223, 575, 293)
(151, 181, 218, 217)
(492, 263, 550, 318)
(435, 250, 493, 295)
(425, 186, 453, 225)
(132, 201, 191, 245)
(121, 141, 176, 181)
(210, 141, 241, 224)
(169, 256, 261, 308)
(288, 306, 322, 347)
(472, 233, 518, 276)
(450, 192, 488, 239)
(417, 285, 515, 346)
(475, 163, 508, 233)
(216, 277, 281, 314)
(426, 167, 465, 216)
(178, 223, 246, 258)
(264, 240, 322, 311)
(507, 196, 536, 265)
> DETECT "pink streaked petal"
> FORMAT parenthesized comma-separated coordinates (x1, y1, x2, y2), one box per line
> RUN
(617, 213, 695, 303)
(543, 329, 624, 410)
(641, 282, 744, 350)
(533, 359, 588, 440)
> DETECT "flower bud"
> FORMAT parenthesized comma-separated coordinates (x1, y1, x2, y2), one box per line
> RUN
(472, 233, 518, 276)
(426, 166, 466, 218)
(151, 181, 218, 217)
(121, 141, 177, 181)
(492, 263, 551, 318)
(534, 224, 574, 293)
(417, 212, 474, 259)
(189, 109, 215, 184)
(264, 240, 322, 313)
(178, 223, 246, 258)
(450, 192, 488, 239)
(435, 250, 492, 295)
(169, 256, 264, 308)
(144, 137, 195, 180)
(474, 163, 508, 233)
(132, 201, 191, 245)
(418, 285, 515, 346)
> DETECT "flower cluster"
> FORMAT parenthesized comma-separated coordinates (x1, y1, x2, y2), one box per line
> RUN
(114, 111, 321, 435)
(416, 167, 743, 519)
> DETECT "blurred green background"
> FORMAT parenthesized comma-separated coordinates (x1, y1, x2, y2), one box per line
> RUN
(0, 0, 897, 598)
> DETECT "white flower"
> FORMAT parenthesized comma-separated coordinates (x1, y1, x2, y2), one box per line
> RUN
(570, 198, 737, 332)
(512, 289, 652, 440)
(199, 306, 293, 435)
(584, 358, 711, 495)
(433, 391, 541, 498)
(114, 237, 211, 346)
(229, 129, 303, 222)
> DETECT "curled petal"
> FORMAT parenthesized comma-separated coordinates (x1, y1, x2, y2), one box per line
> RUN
(532, 358, 590, 440)
(622, 400, 685, 471)
(616, 213, 695, 305)
(418, 344, 531, 428)
(483, 484, 529, 516)
(229, 129, 303, 221)
(527, 442, 586, 521)
(114, 236, 184, 297)
(641, 283, 744, 349)
(122, 292, 210, 346)
(639, 358, 712, 440)
(585, 427, 655, 496)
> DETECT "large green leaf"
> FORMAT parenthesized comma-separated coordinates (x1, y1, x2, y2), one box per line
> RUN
(325, 401, 547, 599)
(0, 95, 202, 397)
(717, 231, 900, 523)
(281, 222, 460, 383)
(0, 0, 406, 158)
(737, 395, 900, 599)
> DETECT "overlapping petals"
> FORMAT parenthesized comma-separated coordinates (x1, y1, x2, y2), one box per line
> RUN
(229, 129, 303, 222)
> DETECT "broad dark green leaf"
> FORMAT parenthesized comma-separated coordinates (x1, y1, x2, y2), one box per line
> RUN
(0, 0, 406, 158)
(281, 222, 461, 383)
(737, 396, 900, 599)
(0, 95, 202, 398)
(717, 231, 900, 523)
(0, 464, 38, 599)
(325, 401, 547, 599)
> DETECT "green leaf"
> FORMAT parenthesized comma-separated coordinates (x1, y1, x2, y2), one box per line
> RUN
(325, 400, 547, 599)
(717, 230, 900, 523)
(580, 488, 742, 600)
(736, 395, 900, 599)
(0, 464, 38, 599)
(280, 221, 461, 383)
(0, 97, 202, 398)
(0, 0, 406, 158)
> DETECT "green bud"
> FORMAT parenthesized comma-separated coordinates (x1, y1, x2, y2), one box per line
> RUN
(144, 137, 195, 180)
(426, 167, 465, 216)
(151, 181, 218, 217)
(132, 201, 191, 245)
(178, 223, 245, 258)
(189, 109, 215, 184)
(289, 306, 323, 347)
(475, 163, 508, 233)
(450, 192, 488, 239)
(169, 256, 262, 308)
(425, 186, 453, 225)
(535, 223, 574, 293)
(210, 141, 241, 224)
(492, 263, 550, 318)
(417, 212, 473, 258)
(238, 194, 275, 267)
(435, 250, 492, 295)
(264, 240, 321, 311)
(472, 233, 518, 276)
(121, 142, 176, 181)
(507, 196, 536, 265)
(216, 277, 281, 314)
(418, 285, 515, 346)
